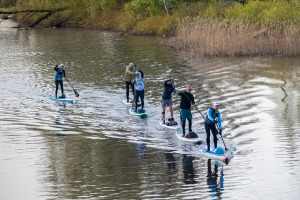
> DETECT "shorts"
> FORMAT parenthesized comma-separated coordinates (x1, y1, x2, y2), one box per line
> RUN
(180, 109, 192, 121)
(161, 99, 173, 107)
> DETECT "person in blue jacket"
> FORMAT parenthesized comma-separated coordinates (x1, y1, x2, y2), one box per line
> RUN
(54, 64, 66, 99)
(205, 102, 222, 151)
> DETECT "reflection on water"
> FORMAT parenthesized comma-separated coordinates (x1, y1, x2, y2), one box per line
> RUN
(206, 159, 223, 200)
(1, 28, 300, 199)
(182, 155, 197, 185)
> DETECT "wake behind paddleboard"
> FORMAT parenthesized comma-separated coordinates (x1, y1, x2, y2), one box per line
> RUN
(159, 120, 179, 129)
(196, 142, 229, 164)
(122, 98, 133, 105)
(175, 127, 201, 142)
(129, 108, 148, 118)
(50, 97, 75, 104)
(123, 98, 142, 107)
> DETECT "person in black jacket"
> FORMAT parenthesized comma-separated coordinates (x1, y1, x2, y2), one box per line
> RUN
(178, 84, 195, 137)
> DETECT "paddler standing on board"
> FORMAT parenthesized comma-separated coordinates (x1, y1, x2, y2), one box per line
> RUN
(178, 84, 195, 137)
(54, 64, 66, 99)
(124, 63, 135, 103)
(161, 79, 177, 125)
(133, 68, 145, 113)
(205, 102, 222, 152)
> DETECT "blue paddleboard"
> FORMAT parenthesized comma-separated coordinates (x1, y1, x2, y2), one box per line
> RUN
(196, 142, 229, 164)
(50, 97, 75, 104)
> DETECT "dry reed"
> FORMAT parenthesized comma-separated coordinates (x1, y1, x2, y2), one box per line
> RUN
(168, 18, 300, 57)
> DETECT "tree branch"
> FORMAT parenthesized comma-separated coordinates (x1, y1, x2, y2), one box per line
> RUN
(0, 7, 69, 14)
(0, 7, 69, 27)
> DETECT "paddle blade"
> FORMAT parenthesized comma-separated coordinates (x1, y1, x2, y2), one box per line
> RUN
(74, 90, 79, 97)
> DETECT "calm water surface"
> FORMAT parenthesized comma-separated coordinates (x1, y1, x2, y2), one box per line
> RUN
(0, 28, 300, 200)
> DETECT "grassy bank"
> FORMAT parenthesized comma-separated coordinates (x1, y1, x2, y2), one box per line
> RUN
(169, 19, 300, 57)
(169, 0, 300, 57)
(1, 0, 300, 57)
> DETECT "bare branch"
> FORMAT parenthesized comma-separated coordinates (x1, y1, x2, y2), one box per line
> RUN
(0, 7, 69, 27)
(0, 7, 68, 14)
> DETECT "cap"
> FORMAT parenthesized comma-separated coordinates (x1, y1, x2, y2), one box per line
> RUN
(129, 63, 134, 67)
(214, 102, 220, 106)
(58, 64, 64, 67)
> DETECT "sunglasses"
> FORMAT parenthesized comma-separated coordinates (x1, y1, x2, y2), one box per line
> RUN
(187, 88, 192, 91)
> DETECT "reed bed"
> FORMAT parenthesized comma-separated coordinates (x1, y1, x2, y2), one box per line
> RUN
(169, 18, 300, 57)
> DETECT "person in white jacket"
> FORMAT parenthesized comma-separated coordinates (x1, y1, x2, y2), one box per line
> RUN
(133, 69, 144, 112)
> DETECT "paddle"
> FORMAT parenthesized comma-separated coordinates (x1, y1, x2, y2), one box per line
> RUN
(65, 77, 79, 97)
(215, 122, 228, 150)
(193, 105, 205, 119)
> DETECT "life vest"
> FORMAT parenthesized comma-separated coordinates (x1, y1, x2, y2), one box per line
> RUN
(205, 108, 219, 124)
(55, 69, 64, 80)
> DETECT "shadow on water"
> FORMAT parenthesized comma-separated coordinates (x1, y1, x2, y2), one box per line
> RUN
(1, 28, 300, 199)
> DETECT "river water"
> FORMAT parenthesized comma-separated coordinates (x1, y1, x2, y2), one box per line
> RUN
(0, 28, 300, 200)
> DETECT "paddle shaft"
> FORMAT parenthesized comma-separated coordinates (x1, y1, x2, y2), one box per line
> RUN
(180, 91, 205, 118)
(215, 122, 228, 150)
(65, 77, 79, 97)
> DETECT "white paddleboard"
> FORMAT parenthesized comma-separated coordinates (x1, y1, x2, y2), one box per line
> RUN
(122, 98, 133, 105)
(175, 127, 201, 142)
(159, 120, 179, 129)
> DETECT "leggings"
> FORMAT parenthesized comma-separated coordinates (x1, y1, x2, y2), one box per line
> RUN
(135, 89, 144, 111)
(181, 119, 192, 135)
(55, 80, 64, 98)
(205, 123, 218, 150)
(125, 81, 134, 101)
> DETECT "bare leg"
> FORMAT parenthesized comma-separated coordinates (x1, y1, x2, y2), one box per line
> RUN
(168, 105, 173, 119)
(181, 120, 186, 137)
(162, 107, 166, 123)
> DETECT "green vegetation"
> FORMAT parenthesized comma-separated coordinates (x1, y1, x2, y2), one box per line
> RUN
(1, 0, 300, 56)
(170, 0, 300, 56)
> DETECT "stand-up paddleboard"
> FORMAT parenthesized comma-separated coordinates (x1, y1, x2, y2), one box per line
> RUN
(195, 141, 229, 164)
(50, 96, 75, 104)
(175, 127, 201, 142)
(122, 98, 142, 107)
(122, 97, 133, 105)
(129, 108, 147, 118)
(159, 120, 179, 129)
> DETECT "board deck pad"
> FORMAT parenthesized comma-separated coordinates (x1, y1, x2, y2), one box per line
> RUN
(129, 108, 148, 118)
(159, 120, 179, 129)
(50, 97, 75, 104)
(175, 127, 201, 142)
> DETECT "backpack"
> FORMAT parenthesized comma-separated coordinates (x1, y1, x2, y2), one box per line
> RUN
(185, 131, 198, 138)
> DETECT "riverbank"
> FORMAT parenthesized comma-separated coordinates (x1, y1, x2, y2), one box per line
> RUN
(0, 15, 19, 28)
(168, 19, 300, 57)
(2, 0, 300, 57)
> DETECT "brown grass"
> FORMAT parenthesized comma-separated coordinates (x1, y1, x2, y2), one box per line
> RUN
(168, 18, 300, 57)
